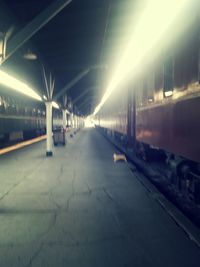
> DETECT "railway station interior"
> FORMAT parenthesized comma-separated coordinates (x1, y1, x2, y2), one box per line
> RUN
(0, 0, 200, 266)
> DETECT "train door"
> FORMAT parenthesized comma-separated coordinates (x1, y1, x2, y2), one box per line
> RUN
(127, 87, 136, 148)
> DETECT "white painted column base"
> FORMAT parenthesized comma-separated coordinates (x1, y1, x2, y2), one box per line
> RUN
(45, 101, 53, 156)
(62, 109, 67, 130)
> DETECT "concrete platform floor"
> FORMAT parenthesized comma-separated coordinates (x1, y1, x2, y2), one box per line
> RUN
(0, 128, 200, 267)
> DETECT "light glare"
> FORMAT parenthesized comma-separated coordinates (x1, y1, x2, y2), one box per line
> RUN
(52, 101, 59, 109)
(93, 0, 192, 115)
(0, 70, 42, 101)
(164, 90, 173, 97)
(84, 116, 94, 128)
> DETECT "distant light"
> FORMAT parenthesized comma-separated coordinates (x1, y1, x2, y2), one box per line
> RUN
(148, 98, 153, 102)
(52, 101, 59, 109)
(164, 90, 173, 97)
(93, 0, 192, 115)
(43, 95, 47, 100)
(0, 70, 42, 101)
(84, 116, 94, 128)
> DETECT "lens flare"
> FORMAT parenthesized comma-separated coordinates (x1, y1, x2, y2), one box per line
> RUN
(93, 0, 194, 115)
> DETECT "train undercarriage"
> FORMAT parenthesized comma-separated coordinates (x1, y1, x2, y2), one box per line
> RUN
(97, 126, 200, 227)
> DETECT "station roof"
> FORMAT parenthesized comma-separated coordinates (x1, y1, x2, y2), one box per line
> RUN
(1, 0, 135, 115)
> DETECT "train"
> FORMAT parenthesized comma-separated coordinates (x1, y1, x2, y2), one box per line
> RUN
(95, 13, 200, 204)
(0, 89, 46, 146)
(0, 87, 83, 148)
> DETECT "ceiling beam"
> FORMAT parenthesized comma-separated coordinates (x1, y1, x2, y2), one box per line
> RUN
(54, 67, 91, 101)
(3, 0, 72, 63)
(77, 95, 98, 110)
(54, 65, 104, 101)
(73, 86, 98, 104)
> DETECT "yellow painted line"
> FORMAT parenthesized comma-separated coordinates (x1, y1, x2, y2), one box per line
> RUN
(0, 135, 47, 155)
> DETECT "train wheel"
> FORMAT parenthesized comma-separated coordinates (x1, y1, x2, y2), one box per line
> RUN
(136, 142, 147, 161)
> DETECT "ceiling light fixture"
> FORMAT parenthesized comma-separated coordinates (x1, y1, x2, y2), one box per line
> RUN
(23, 50, 37, 60)
(164, 90, 173, 97)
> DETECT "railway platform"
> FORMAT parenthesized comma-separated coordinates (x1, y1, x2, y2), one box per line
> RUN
(0, 128, 200, 267)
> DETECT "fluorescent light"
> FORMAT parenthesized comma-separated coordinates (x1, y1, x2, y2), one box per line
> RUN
(52, 101, 59, 109)
(51, 101, 71, 113)
(93, 0, 192, 115)
(164, 90, 173, 97)
(0, 70, 42, 101)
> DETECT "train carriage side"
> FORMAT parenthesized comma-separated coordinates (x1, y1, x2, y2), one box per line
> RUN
(0, 92, 46, 146)
(96, 86, 129, 144)
(133, 15, 200, 201)
(96, 13, 200, 203)
(135, 16, 200, 164)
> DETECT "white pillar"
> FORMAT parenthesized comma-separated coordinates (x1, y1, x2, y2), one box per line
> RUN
(70, 114, 74, 128)
(62, 109, 67, 130)
(75, 116, 78, 130)
(45, 101, 53, 156)
(77, 116, 79, 129)
(74, 116, 76, 129)
(76, 116, 78, 129)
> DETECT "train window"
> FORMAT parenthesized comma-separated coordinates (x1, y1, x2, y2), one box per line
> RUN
(135, 79, 143, 107)
(3, 97, 7, 110)
(199, 48, 200, 84)
(174, 22, 199, 90)
(153, 61, 164, 102)
(155, 68, 162, 91)
(3, 97, 9, 109)
(137, 71, 155, 106)
(146, 72, 155, 103)
(0, 96, 3, 113)
(17, 102, 22, 115)
(16, 104, 19, 113)
(163, 56, 173, 97)
(10, 98, 17, 114)
(142, 78, 148, 103)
